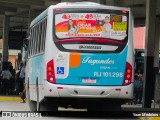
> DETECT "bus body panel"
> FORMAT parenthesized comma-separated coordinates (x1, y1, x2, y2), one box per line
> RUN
(29, 55, 43, 84)
(44, 82, 133, 99)
(55, 46, 128, 86)
(26, 55, 44, 101)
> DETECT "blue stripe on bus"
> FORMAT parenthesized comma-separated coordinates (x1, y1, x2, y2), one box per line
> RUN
(29, 55, 43, 84)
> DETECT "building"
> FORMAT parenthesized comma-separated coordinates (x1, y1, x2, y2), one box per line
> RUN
(0, 39, 20, 69)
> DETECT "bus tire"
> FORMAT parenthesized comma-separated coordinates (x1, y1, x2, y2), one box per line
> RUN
(27, 80, 37, 112)
(35, 79, 58, 112)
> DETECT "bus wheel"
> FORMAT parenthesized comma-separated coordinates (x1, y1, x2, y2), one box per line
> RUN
(27, 80, 37, 111)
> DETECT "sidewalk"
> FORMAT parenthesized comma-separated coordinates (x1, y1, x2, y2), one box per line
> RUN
(122, 102, 160, 109)
(122, 103, 160, 112)
(0, 95, 21, 101)
(0, 95, 160, 112)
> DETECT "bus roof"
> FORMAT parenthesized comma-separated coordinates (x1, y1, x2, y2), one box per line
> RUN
(56, 2, 101, 6)
(54, 2, 130, 10)
(30, 2, 130, 27)
(30, 9, 48, 27)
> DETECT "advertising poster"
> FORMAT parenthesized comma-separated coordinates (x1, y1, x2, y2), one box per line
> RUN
(55, 13, 127, 40)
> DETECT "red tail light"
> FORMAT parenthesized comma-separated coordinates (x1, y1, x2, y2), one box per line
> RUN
(122, 62, 132, 86)
(55, 8, 61, 13)
(46, 60, 56, 84)
(122, 10, 128, 14)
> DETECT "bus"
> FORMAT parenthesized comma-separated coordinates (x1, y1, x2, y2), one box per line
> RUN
(26, 2, 134, 112)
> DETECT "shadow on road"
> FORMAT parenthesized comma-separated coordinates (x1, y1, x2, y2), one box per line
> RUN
(43, 111, 135, 119)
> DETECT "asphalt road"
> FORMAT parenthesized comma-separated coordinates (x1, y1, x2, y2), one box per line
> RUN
(0, 100, 160, 120)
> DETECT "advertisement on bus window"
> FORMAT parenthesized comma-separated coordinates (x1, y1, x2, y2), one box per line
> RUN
(55, 13, 128, 40)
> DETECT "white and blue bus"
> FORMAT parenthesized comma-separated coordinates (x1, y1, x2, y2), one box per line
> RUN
(26, 2, 134, 112)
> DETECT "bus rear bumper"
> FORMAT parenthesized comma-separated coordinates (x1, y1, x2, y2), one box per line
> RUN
(44, 81, 133, 99)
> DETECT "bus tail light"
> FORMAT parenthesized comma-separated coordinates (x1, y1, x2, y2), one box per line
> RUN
(122, 62, 132, 86)
(46, 60, 56, 84)
(122, 10, 128, 14)
(55, 8, 61, 13)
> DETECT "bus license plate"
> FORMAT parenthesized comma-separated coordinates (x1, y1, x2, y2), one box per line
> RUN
(82, 78, 96, 84)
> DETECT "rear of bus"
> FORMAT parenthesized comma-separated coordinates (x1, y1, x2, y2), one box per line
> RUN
(45, 4, 134, 107)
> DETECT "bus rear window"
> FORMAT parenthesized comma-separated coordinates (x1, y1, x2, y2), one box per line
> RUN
(55, 12, 128, 41)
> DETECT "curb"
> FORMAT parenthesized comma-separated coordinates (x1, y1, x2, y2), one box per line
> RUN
(0, 96, 21, 101)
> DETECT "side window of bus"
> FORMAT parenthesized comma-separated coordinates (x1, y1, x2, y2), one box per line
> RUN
(42, 19, 47, 52)
(36, 25, 39, 54)
(29, 18, 47, 57)
(28, 30, 31, 57)
(39, 22, 43, 53)
(38, 23, 42, 53)
(35, 25, 38, 55)
(30, 28, 34, 57)
(31, 27, 34, 56)
(33, 25, 37, 55)
(41, 21, 45, 52)
(32, 26, 36, 56)
(32, 26, 37, 56)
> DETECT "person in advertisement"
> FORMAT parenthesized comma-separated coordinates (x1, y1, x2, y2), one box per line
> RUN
(68, 19, 78, 34)
(100, 16, 111, 38)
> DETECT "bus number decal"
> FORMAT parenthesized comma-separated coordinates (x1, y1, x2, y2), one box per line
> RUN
(94, 72, 123, 77)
